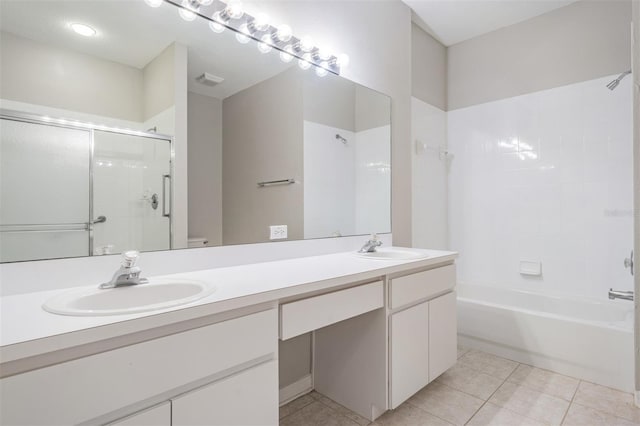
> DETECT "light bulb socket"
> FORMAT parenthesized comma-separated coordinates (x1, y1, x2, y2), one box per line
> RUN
(271, 24, 292, 43)
(224, 1, 244, 19)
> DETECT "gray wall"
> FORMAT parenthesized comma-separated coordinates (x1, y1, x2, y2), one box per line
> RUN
(187, 92, 223, 247)
(411, 23, 448, 110)
(304, 72, 356, 131)
(143, 43, 176, 121)
(0, 32, 144, 122)
(222, 67, 304, 245)
(448, 0, 632, 110)
(355, 85, 391, 132)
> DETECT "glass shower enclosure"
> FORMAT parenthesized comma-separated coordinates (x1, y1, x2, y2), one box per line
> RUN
(0, 111, 172, 262)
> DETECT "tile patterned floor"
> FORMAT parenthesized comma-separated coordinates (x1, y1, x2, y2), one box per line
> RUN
(279, 348, 640, 426)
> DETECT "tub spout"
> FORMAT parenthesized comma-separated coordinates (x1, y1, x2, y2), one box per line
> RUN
(608, 289, 634, 301)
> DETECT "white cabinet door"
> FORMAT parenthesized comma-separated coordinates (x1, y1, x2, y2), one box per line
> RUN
(390, 302, 429, 409)
(429, 291, 457, 381)
(107, 402, 170, 426)
(172, 361, 278, 426)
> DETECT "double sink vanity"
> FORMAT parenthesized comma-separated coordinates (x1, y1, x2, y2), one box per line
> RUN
(0, 247, 457, 425)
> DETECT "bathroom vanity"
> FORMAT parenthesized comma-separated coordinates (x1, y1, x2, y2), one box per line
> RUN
(0, 248, 457, 425)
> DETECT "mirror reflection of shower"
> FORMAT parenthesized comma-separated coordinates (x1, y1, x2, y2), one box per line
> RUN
(606, 70, 631, 90)
(0, 111, 173, 262)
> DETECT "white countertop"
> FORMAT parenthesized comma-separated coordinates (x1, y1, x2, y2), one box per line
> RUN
(0, 248, 456, 366)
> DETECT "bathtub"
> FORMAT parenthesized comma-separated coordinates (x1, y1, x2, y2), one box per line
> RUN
(457, 284, 634, 392)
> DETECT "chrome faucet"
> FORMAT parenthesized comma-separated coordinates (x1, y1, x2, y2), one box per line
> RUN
(100, 251, 149, 289)
(608, 288, 634, 301)
(358, 234, 383, 253)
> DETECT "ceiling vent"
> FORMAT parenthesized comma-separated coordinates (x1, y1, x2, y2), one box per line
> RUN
(196, 72, 224, 86)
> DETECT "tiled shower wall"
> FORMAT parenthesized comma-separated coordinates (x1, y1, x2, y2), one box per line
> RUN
(448, 74, 634, 301)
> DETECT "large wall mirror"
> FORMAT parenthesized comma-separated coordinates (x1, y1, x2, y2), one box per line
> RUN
(0, 0, 391, 263)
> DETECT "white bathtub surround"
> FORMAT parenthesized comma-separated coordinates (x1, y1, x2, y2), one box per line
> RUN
(411, 97, 449, 250)
(457, 284, 634, 392)
(449, 74, 634, 301)
(303, 121, 391, 239)
(0, 233, 391, 297)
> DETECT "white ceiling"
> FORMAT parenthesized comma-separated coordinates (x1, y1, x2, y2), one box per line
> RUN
(404, 0, 579, 46)
(0, 0, 292, 99)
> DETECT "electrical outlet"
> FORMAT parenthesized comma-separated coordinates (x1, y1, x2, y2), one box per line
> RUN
(269, 225, 288, 240)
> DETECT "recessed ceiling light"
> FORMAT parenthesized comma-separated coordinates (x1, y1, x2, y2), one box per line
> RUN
(70, 23, 96, 37)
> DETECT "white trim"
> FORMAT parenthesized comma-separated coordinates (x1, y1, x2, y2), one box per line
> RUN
(279, 374, 313, 406)
(635, 390, 640, 408)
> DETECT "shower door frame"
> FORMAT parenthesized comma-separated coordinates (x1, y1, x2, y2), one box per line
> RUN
(0, 109, 175, 258)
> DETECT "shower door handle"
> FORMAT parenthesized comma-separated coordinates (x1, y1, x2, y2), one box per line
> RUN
(162, 174, 171, 218)
(92, 215, 107, 225)
(624, 250, 634, 276)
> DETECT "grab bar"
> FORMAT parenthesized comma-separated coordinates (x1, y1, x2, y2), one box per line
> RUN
(257, 178, 295, 187)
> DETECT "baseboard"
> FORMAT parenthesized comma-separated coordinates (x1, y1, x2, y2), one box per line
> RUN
(279, 374, 313, 406)
(635, 390, 640, 408)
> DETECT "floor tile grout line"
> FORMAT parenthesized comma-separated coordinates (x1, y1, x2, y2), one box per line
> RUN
(313, 392, 367, 426)
(558, 379, 580, 425)
(463, 361, 521, 425)
(403, 399, 457, 426)
(278, 394, 317, 423)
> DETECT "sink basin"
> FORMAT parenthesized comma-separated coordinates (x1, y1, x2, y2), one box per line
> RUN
(356, 247, 431, 261)
(43, 278, 215, 316)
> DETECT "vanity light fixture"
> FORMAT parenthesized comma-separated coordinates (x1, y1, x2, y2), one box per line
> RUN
(235, 23, 251, 44)
(154, 0, 348, 75)
(279, 45, 295, 63)
(272, 24, 292, 43)
(144, 0, 164, 7)
(178, 0, 198, 21)
(257, 35, 273, 54)
(70, 23, 96, 37)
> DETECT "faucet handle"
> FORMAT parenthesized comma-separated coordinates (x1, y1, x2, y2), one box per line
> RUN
(121, 250, 140, 268)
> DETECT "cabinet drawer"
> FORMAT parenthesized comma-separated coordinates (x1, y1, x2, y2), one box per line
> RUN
(0, 309, 278, 426)
(108, 402, 170, 426)
(172, 360, 278, 426)
(280, 281, 384, 340)
(390, 265, 455, 309)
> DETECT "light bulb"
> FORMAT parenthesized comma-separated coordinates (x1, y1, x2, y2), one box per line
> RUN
(257, 35, 272, 53)
(317, 47, 332, 61)
(235, 23, 251, 44)
(209, 11, 226, 33)
(178, 0, 197, 21)
(251, 13, 270, 32)
(336, 53, 350, 68)
(225, 1, 244, 19)
(298, 53, 312, 70)
(315, 65, 328, 77)
(273, 24, 292, 42)
(144, 0, 163, 7)
(279, 45, 294, 63)
(70, 23, 96, 37)
(196, 0, 213, 5)
(299, 36, 314, 52)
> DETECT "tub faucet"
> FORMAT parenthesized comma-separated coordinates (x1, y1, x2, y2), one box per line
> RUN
(608, 288, 634, 301)
(100, 251, 149, 289)
(359, 234, 383, 253)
